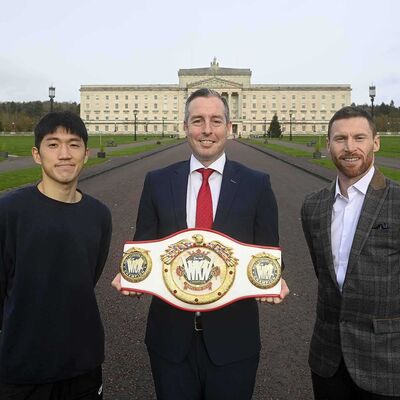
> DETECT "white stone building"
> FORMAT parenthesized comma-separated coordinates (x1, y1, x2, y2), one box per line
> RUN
(80, 58, 351, 136)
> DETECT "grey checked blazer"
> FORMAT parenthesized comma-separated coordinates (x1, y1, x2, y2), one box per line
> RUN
(301, 169, 400, 396)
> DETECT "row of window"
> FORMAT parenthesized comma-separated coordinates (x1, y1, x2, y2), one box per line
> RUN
(86, 93, 346, 102)
(84, 109, 333, 121)
(243, 94, 346, 100)
(242, 115, 327, 121)
(84, 104, 344, 115)
(90, 124, 327, 133)
(85, 103, 179, 110)
(92, 124, 179, 132)
(243, 103, 346, 109)
(86, 115, 179, 121)
(91, 125, 327, 134)
(86, 94, 179, 101)
(242, 124, 327, 132)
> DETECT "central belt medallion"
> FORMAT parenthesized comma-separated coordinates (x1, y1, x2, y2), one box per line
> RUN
(161, 234, 238, 304)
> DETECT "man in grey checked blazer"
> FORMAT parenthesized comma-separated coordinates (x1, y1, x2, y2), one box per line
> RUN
(301, 106, 400, 399)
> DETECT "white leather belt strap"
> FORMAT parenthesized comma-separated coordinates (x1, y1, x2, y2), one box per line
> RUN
(120, 228, 282, 312)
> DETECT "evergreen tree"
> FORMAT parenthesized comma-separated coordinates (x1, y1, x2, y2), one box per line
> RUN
(268, 114, 282, 138)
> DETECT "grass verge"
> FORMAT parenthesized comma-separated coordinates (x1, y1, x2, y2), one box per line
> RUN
(0, 134, 175, 156)
(244, 139, 400, 183)
(107, 140, 176, 157)
(0, 139, 177, 192)
(0, 157, 108, 192)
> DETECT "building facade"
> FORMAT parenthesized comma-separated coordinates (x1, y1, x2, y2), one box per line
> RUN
(80, 58, 351, 136)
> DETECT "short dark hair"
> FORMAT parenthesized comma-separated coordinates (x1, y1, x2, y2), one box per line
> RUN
(328, 106, 377, 138)
(184, 88, 230, 123)
(34, 111, 88, 149)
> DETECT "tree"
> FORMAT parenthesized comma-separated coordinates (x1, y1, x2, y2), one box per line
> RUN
(0, 101, 80, 132)
(268, 114, 282, 138)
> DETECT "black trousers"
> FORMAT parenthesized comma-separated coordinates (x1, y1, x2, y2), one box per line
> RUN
(0, 366, 102, 400)
(148, 331, 259, 400)
(312, 361, 400, 400)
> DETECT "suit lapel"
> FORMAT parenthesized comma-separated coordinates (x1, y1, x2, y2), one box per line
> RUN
(213, 160, 240, 230)
(321, 182, 338, 289)
(344, 169, 388, 282)
(171, 161, 190, 231)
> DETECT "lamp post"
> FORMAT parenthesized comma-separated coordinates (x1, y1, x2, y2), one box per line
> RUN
(133, 109, 138, 141)
(162, 117, 166, 138)
(263, 117, 267, 138)
(49, 86, 56, 112)
(289, 111, 293, 141)
(369, 85, 376, 118)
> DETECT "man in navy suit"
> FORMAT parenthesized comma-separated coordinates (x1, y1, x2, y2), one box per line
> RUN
(113, 88, 289, 399)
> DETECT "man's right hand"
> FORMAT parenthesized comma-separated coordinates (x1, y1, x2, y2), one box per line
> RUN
(111, 273, 142, 297)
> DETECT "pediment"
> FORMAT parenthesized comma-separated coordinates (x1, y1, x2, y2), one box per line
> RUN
(187, 77, 242, 89)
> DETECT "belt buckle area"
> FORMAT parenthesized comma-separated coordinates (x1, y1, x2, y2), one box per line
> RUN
(194, 315, 203, 332)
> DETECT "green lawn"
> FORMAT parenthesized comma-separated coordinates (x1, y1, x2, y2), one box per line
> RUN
(0, 134, 171, 156)
(244, 138, 400, 183)
(0, 166, 42, 191)
(311, 158, 400, 182)
(280, 135, 399, 158)
(107, 139, 176, 157)
(377, 136, 400, 158)
(89, 134, 171, 148)
(0, 135, 35, 156)
(379, 166, 400, 182)
(0, 157, 108, 192)
(280, 135, 327, 145)
(0, 139, 178, 192)
(246, 139, 312, 158)
(265, 143, 312, 157)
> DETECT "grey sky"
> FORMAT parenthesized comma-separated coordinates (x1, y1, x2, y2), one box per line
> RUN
(1, 0, 399, 106)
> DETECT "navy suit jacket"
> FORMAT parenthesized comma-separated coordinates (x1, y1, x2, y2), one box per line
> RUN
(134, 158, 279, 365)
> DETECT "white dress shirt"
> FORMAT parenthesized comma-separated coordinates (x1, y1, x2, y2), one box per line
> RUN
(186, 153, 226, 229)
(331, 166, 375, 291)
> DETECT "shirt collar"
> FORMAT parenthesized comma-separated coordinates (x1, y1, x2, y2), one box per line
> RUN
(189, 153, 226, 175)
(335, 165, 375, 198)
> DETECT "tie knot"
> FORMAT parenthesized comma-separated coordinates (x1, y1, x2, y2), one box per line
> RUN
(197, 168, 214, 181)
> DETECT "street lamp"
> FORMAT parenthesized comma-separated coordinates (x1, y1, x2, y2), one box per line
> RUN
(49, 86, 56, 112)
(369, 85, 376, 118)
(162, 117, 166, 138)
(289, 111, 294, 141)
(133, 109, 138, 141)
(263, 117, 267, 138)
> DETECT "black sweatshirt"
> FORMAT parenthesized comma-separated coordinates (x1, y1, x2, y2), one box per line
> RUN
(0, 185, 112, 384)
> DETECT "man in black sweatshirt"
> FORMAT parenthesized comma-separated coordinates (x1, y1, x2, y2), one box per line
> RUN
(0, 112, 112, 399)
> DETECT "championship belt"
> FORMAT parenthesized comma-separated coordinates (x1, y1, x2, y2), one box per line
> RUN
(120, 228, 281, 312)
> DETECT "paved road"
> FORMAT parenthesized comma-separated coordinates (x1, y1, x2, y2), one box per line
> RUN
(78, 139, 327, 399)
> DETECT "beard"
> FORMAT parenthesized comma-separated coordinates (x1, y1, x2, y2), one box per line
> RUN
(331, 151, 374, 180)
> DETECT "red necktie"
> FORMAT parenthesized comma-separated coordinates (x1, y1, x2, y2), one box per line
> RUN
(196, 168, 214, 229)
